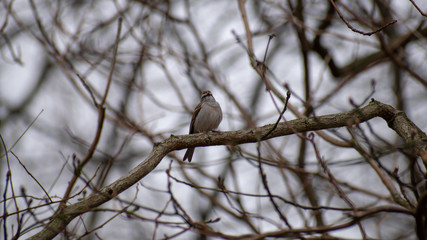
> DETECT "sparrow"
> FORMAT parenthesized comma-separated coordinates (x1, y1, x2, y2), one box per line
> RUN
(183, 90, 222, 162)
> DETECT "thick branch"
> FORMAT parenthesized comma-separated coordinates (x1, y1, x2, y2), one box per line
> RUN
(28, 100, 426, 239)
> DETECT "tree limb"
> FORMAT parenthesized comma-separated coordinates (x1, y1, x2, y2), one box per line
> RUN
(27, 99, 427, 239)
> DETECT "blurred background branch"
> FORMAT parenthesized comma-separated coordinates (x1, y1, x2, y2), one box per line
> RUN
(1, 0, 426, 239)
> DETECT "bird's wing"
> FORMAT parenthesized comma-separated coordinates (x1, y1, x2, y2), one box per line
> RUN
(189, 103, 201, 134)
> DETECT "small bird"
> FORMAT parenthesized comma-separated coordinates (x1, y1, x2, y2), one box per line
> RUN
(183, 90, 222, 162)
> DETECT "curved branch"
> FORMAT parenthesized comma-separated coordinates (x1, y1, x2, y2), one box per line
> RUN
(28, 100, 426, 239)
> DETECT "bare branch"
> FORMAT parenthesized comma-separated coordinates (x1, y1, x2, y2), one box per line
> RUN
(28, 99, 425, 239)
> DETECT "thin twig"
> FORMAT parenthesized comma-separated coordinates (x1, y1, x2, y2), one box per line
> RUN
(260, 34, 276, 91)
(237, 0, 255, 64)
(102, 16, 123, 106)
(10, 151, 52, 203)
(348, 128, 412, 209)
(263, 91, 291, 139)
(256, 141, 293, 229)
(409, 0, 427, 17)
(2, 171, 10, 240)
(0, 110, 44, 159)
(0, 134, 20, 236)
(59, 17, 123, 210)
(307, 133, 367, 239)
(330, 0, 397, 36)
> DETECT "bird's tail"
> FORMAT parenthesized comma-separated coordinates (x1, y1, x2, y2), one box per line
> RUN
(183, 148, 195, 162)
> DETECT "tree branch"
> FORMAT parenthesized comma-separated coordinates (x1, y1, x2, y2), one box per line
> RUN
(27, 99, 426, 239)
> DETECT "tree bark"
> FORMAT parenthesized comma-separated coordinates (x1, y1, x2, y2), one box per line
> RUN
(28, 99, 427, 240)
